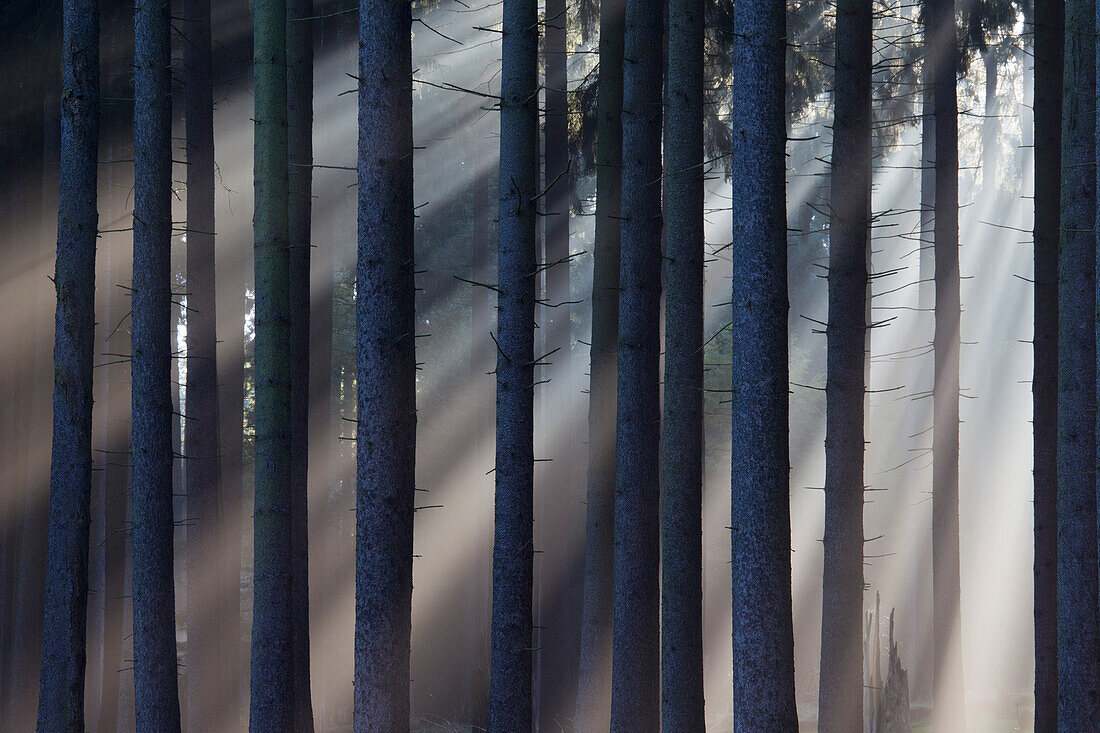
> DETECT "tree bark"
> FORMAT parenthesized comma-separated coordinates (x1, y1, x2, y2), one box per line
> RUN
(818, 0, 871, 730)
(730, 0, 798, 729)
(36, 2, 99, 729)
(488, 0, 538, 729)
(355, 1, 416, 730)
(1032, 5, 1061, 731)
(574, 1, 623, 730)
(1057, 0, 1100, 727)
(660, 0, 704, 729)
(131, 0, 181, 727)
(286, 2, 315, 729)
(250, 0, 294, 728)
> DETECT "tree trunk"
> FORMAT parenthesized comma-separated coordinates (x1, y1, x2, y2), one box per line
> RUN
(131, 0, 181, 727)
(36, 2, 99, 729)
(286, 2, 315, 729)
(730, 0, 798, 729)
(1057, 0, 1100, 727)
(251, 0, 294, 728)
(574, 1, 623, 730)
(488, 0, 538, 729)
(1032, 6, 1061, 732)
(182, 0, 227, 727)
(919, 33, 934, 312)
(818, 0, 871, 730)
(660, 0, 704, 729)
(354, 1, 416, 730)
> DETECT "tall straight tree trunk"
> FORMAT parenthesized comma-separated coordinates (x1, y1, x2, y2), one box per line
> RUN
(489, 0, 538, 729)
(928, 0, 965, 728)
(36, 1, 99, 729)
(182, 0, 225, 728)
(660, 0, 703, 728)
(539, 0, 578, 724)
(1057, 0, 1100, 727)
(611, 0, 662, 729)
(818, 0, 871, 730)
(730, 0, 797, 729)
(355, 1, 415, 729)
(919, 34, 935, 312)
(574, 1, 623, 729)
(1032, 6, 1062, 731)
(251, 0, 294, 728)
(286, 2, 314, 729)
(132, 0, 181, 727)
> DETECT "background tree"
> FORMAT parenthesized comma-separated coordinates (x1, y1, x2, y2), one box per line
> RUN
(660, 0, 704, 728)
(355, 0, 416, 729)
(287, 1, 315, 728)
(250, 0, 294, 726)
(36, 0, 98, 728)
(730, 0, 798, 728)
(131, 0, 181, 726)
(818, 0, 871, 730)
(574, 1, 623, 730)
(1057, 0, 1099, 726)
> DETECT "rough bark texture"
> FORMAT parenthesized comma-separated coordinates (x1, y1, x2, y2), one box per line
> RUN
(818, 0, 871, 730)
(610, 0, 662, 729)
(928, 0, 965, 728)
(660, 0, 704, 729)
(1033, 3, 1061, 731)
(131, 0, 182, 727)
(574, 1, 623, 729)
(1058, 0, 1100, 728)
(287, 2, 315, 729)
(182, 0, 226, 727)
(251, 0, 294, 728)
(488, 0, 538, 729)
(36, 2, 99, 729)
(730, 0, 798, 729)
(355, 1, 416, 730)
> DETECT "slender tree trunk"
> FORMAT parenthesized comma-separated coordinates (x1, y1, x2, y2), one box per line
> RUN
(575, 1, 623, 728)
(928, 0, 965, 727)
(818, 0, 871, 730)
(1032, 7, 1062, 732)
(132, 0, 181, 727)
(286, 2, 315, 729)
(251, 0, 294, 727)
(182, 0, 226, 727)
(488, 0, 538, 729)
(919, 32, 935, 312)
(355, 1, 416, 730)
(538, 0, 578, 724)
(730, 0, 797, 729)
(1057, 0, 1100, 727)
(36, 2, 99, 729)
(610, 0, 662, 729)
(660, 0, 703, 728)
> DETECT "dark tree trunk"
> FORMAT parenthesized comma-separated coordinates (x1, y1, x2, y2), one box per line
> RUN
(286, 2, 315, 729)
(660, 0, 704, 729)
(251, 0, 294, 728)
(1057, 0, 1100, 727)
(574, 1, 623, 730)
(131, 0, 181, 727)
(36, 2, 99, 729)
(818, 0, 871, 730)
(355, 0, 416, 730)
(488, 0, 538, 729)
(730, 0, 797, 729)
(1032, 7, 1062, 731)
(919, 33, 934, 312)
(182, 0, 226, 727)
(610, 0, 662, 729)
